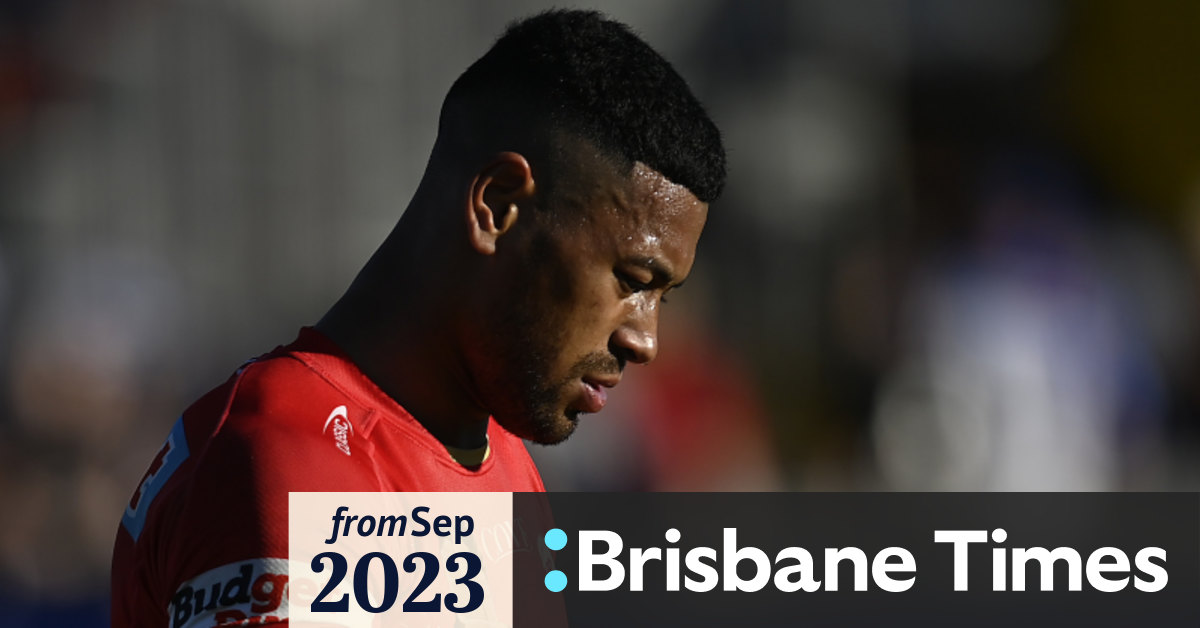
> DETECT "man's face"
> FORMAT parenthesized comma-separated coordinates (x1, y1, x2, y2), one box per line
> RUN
(472, 162, 708, 445)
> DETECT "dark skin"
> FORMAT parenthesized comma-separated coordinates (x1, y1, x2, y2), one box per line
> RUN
(316, 142, 708, 452)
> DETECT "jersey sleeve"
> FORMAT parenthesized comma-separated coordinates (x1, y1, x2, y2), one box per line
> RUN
(113, 357, 381, 628)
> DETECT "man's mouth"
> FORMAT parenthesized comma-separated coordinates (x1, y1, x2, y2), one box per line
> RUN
(578, 375, 618, 413)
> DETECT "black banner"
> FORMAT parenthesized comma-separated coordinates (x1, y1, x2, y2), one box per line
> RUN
(513, 493, 1199, 626)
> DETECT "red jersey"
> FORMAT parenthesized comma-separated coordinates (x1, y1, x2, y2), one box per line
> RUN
(111, 328, 545, 627)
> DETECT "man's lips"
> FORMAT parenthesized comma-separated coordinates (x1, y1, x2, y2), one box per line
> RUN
(579, 375, 619, 413)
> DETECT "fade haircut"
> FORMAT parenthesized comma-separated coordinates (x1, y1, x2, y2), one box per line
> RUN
(437, 9, 726, 203)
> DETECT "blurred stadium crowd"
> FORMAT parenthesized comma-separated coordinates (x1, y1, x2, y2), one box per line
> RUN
(2, 0, 1199, 623)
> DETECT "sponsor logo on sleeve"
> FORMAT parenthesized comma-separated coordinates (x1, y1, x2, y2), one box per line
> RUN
(322, 405, 353, 456)
(169, 558, 288, 628)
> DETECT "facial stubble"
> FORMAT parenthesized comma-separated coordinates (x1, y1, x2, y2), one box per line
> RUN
(495, 301, 621, 445)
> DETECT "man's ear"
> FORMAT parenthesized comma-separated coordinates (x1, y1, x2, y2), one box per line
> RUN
(467, 152, 536, 255)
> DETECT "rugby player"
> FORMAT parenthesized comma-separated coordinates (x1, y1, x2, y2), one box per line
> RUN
(112, 9, 725, 626)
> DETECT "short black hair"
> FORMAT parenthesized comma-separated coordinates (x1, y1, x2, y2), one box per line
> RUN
(438, 9, 726, 203)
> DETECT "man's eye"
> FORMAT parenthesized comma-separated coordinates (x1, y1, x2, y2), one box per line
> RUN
(617, 271, 670, 304)
(617, 272, 649, 294)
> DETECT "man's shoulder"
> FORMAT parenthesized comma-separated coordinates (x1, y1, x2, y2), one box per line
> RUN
(195, 353, 378, 484)
(224, 350, 346, 422)
(121, 352, 378, 546)
(127, 353, 376, 537)
(111, 352, 374, 628)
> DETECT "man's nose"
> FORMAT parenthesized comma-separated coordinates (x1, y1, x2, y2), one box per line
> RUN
(610, 303, 659, 365)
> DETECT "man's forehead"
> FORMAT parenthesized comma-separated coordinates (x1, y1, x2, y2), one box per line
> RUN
(546, 149, 707, 244)
(622, 162, 706, 220)
(628, 162, 700, 206)
(613, 163, 708, 279)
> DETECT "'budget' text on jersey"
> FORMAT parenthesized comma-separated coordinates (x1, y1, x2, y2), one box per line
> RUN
(169, 558, 288, 628)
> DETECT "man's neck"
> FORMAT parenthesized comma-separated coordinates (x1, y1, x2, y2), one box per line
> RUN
(314, 279, 491, 450)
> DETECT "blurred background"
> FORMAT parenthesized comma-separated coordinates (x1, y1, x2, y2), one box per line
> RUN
(3, 0, 1200, 623)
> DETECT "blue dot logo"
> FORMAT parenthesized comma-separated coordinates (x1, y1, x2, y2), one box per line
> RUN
(545, 570, 568, 592)
(544, 528, 568, 551)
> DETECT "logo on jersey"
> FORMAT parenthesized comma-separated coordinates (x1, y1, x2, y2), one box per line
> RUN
(169, 558, 288, 628)
(322, 405, 353, 456)
(123, 416, 190, 541)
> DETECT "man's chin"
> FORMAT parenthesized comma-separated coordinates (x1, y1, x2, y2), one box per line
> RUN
(494, 409, 579, 446)
(528, 414, 579, 446)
